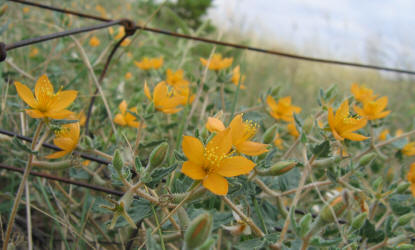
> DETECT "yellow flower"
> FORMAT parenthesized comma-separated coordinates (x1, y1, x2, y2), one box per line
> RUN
(407, 163, 415, 196)
(46, 122, 80, 159)
(15, 75, 78, 120)
(200, 53, 233, 71)
(402, 142, 415, 156)
(135, 57, 163, 70)
(166, 69, 186, 86)
(29, 47, 38, 58)
(274, 132, 284, 150)
(89, 36, 100, 47)
(144, 81, 184, 114)
(351, 83, 377, 103)
(205, 114, 268, 156)
(108, 26, 131, 47)
(231, 66, 246, 89)
(266, 96, 301, 122)
(125, 72, 133, 80)
(23, 7, 29, 13)
(165, 69, 194, 104)
(353, 96, 390, 120)
(328, 100, 368, 141)
(181, 129, 255, 195)
(114, 100, 144, 128)
(287, 122, 299, 138)
(378, 129, 389, 141)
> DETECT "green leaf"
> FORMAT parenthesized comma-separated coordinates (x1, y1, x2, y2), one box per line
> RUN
(146, 164, 178, 188)
(310, 237, 342, 247)
(12, 137, 37, 155)
(50, 119, 79, 125)
(174, 150, 187, 161)
(359, 220, 385, 243)
(234, 238, 265, 249)
(311, 140, 330, 158)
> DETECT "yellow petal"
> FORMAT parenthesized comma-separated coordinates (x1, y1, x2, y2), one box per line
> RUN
(34, 74, 54, 103)
(236, 141, 268, 156)
(114, 113, 126, 126)
(206, 117, 226, 133)
(14, 81, 37, 108)
(373, 110, 390, 120)
(45, 150, 69, 159)
(341, 132, 368, 141)
(203, 173, 228, 195)
(206, 128, 232, 156)
(353, 105, 364, 117)
(119, 100, 127, 114)
(25, 109, 45, 118)
(182, 136, 205, 165)
(266, 95, 278, 110)
(217, 156, 255, 177)
(375, 96, 388, 111)
(229, 114, 245, 144)
(181, 161, 206, 180)
(45, 109, 74, 119)
(144, 81, 152, 101)
(50, 90, 78, 111)
(53, 137, 74, 151)
(153, 81, 168, 104)
(335, 100, 349, 125)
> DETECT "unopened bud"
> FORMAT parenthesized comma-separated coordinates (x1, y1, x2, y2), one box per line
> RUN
(262, 124, 278, 144)
(358, 152, 377, 166)
(299, 213, 312, 237)
(351, 212, 367, 230)
(372, 177, 383, 192)
(396, 182, 410, 194)
(270, 86, 281, 97)
(258, 161, 297, 176)
(184, 213, 212, 249)
(319, 191, 349, 224)
(396, 244, 414, 250)
(312, 156, 341, 169)
(198, 238, 215, 250)
(112, 150, 123, 173)
(177, 207, 190, 229)
(397, 213, 415, 227)
(148, 142, 169, 171)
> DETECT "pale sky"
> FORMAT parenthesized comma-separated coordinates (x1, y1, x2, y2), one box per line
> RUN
(208, 0, 415, 69)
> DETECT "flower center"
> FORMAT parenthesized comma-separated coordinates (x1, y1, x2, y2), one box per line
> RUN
(203, 146, 226, 173)
(243, 120, 258, 140)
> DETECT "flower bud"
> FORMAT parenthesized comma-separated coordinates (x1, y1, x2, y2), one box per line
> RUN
(198, 238, 215, 250)
(358, 152, 377, 166)
(396, 244, 414, 250)
(112, 149, 123, 173)
(270, 86, 281, 97)
(148, 142, 169, 172)
(372, 176, 383, 192)
(312, 156, 341, 169)
(397, 213, 415, 227)
(318, 191, 349, 224)
(258, 161, 297, 176)
(351, 212, 367, 230)
(298, 213, 312, 237)
(396, 182, 410, 194)
(184, 213, 212, 249)
(177, 207, 190, 229)
(262, 124, 278, 144)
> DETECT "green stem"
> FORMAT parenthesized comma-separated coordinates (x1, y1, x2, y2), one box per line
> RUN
(252, 196, 268, 234)
(3, 121, 43, 250)
(151, 205, 166, 250)
(228, 77, 242, 123)
(32, 160, 73, 170)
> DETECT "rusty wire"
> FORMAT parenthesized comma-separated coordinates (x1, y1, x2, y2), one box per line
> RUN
(6, 0, 415, 75)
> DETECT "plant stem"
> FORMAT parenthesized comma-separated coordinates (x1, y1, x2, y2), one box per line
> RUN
(252, 196, 268, 234)
(228, 78, 242, 123)
(3, 121, 43, 250)
(151, 205, 166, 250)
(222, 196, 265, 237)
